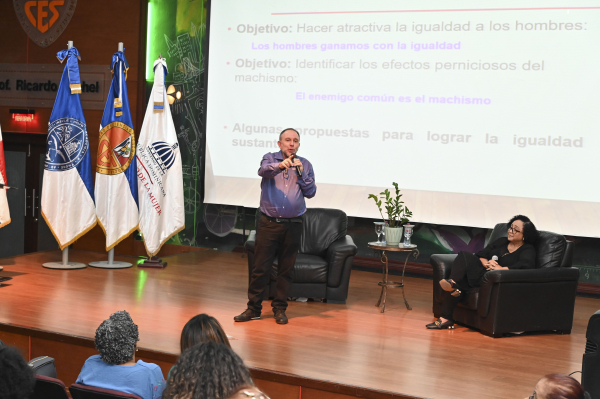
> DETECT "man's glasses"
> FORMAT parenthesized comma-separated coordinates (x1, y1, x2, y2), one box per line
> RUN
(528, 391, 537, 399)
(508, 225, 522, 234)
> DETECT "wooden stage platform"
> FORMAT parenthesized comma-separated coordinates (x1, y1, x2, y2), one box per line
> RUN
(0, 249, 597, 399)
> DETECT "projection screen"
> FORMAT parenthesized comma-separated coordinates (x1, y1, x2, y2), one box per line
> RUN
(205, 0, 600, 237)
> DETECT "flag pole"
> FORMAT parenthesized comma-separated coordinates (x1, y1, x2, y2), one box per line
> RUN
(89, 247, 132, 269)
(43, 245, 88, 269)
(89, 42, 132, 269)
(42, 40, 88, 270)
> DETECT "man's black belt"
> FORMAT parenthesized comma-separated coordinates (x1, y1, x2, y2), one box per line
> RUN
(262, 214, 303, 223)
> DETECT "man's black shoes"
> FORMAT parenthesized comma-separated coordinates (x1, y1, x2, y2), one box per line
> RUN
(234, 309, 261, 322)
(274, 309, 288, 325)
(233, 308, 288, 324)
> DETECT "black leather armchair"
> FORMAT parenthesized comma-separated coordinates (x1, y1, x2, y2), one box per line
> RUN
(244, 208, 357, 304)
(431, 223, 580, 338)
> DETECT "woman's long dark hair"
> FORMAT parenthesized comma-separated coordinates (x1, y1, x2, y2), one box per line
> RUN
(164, 341, 253, 399)
(508, 215, 539, 244)
(180, 314, 230, 353)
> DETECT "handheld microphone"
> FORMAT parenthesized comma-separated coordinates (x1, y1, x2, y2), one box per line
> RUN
(0, 183, 16, 190)
(293, 155, 302, 177)
(488, 255, 499, 270)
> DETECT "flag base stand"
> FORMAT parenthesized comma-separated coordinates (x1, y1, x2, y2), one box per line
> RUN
(138, 256, 167, 268)
(89, 248, 132, 269)
(43, 247, 87, 270)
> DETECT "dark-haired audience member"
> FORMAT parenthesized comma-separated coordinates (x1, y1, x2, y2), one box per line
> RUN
(526, 373, 585, 399)
(427, 215, 539, 330)
(167, 313, 231, 381)
(180, 313, 231, 351)
(76, 310, 166, 399)
(0, 345, 35, 399)
(163, 341, 253, 399)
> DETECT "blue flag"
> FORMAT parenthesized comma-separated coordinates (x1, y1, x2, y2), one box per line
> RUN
(95, 49, 139, 250)
(41, 46, 97, 250)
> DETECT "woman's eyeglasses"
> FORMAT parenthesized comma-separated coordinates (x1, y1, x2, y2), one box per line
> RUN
(528, 391, 537, 399)
(508, 226, 522, 234)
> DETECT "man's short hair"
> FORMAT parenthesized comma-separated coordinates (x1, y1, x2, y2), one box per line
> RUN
(279, 128, 300, 141)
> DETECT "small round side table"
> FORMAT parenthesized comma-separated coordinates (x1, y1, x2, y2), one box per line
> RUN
(368, 242, 419, 312)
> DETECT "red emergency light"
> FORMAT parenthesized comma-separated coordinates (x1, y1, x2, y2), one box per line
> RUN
(10, 109, 35, 123)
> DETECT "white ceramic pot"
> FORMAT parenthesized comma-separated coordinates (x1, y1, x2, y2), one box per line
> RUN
(384, 226, 403, 246)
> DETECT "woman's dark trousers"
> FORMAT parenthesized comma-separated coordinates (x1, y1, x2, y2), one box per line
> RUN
(441, 251, 487, 321)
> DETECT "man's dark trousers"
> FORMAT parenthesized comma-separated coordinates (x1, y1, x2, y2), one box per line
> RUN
(247, 214, 302, 312)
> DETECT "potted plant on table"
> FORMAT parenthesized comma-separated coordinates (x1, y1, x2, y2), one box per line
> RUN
(368, 182, 413, 246)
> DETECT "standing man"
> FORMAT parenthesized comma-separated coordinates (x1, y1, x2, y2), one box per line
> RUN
(234, 128, 316, 325)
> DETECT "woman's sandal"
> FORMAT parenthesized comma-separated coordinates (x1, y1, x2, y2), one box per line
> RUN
(425, 318, 455, 329)
(439, 279, 462, 297)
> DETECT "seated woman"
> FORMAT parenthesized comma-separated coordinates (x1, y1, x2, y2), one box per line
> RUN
(167, 314, 230, 382)
(76, 310, 165, 398)
(163, 341, 254, 399)
(427, 215, 539, 330)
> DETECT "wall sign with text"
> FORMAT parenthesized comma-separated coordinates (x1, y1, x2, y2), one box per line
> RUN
(0, 63, 111, 110)
(13, 0, 77, 48)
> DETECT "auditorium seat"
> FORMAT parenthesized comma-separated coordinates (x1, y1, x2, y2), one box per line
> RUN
(69, 384, 142, 399)
(32, 375, 69, 399)
(431, 223, 580, 338)
(245, 208, 357, 303)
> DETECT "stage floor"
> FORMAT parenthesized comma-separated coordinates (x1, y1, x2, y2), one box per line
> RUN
(0, 249, 597, 399)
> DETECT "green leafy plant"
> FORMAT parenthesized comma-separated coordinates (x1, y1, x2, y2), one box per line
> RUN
(368, 182, 413, 228)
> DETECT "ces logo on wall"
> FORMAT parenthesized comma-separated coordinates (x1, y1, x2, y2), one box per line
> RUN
(13, 0, 77, 48)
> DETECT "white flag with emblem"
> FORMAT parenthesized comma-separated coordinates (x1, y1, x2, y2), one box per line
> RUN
(136, 58, 184, 256)
(0, 125, 10, 228)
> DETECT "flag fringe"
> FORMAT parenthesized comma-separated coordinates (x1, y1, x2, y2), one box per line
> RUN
(41, 209, 97, 251)
(0, 218, 11, 229)
(140, 224, 185, 258)
(98, 218, 139, 251)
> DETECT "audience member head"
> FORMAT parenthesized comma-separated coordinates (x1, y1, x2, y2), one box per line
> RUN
(95, 310, 139, 365)
(180, 313, 231, 353)
(528, 373, 584, 399)
(0, 346, 35, 399)
(508, 214, 539, 243)
(164, 341, 253, 399)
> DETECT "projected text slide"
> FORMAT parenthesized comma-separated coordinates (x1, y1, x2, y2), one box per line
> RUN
(206, 1, 600, 236)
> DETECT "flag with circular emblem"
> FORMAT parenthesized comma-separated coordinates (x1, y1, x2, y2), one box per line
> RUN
(95, 49, 138, 251)
(41, 46, 96, 249)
